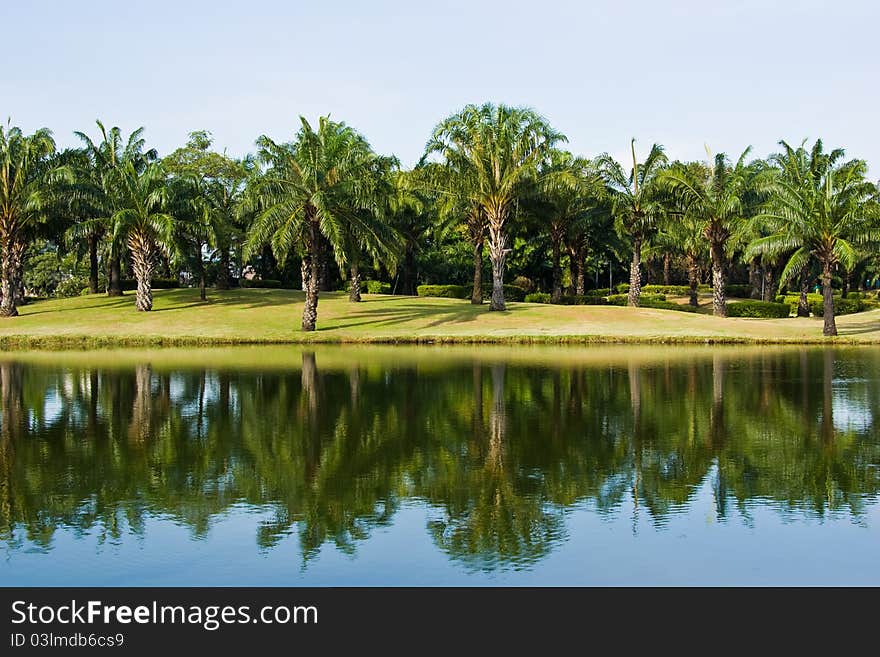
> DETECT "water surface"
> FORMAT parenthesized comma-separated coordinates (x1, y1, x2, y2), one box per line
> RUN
(1, 345, 879, 585)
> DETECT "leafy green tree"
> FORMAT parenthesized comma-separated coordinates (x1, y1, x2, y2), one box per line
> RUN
(661, 148, 755, 316)
(164, 131, 253, 296)
(245, 117, 393, 330)
(425, 103, 564, 310)
(747, 140, 879, 335)
(597, 140, 667, 306)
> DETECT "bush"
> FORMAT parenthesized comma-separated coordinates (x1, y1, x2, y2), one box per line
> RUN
(417, 284, 469, 299)
(524, 292, 551, 304)
(586, 288, 610, 297)
(240, 278, 281, 289)
(121, 277, 180, 290)
(364, 280, 391, 294)
(55, 276, 89, 298)
(462, 283, 527, 302)
(614, 282, 630, 294)
(809, 297, 864, 316)
(727, 300, 791, 318)
(640, 298, 699, 313)
(642, 284, 690, 296)
(606, 293, 666, 305)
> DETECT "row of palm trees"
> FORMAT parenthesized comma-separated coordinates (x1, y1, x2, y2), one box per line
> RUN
(1, 104, 878, 335)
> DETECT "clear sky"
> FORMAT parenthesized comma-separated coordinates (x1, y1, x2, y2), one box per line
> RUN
(3, 0, 877, 172)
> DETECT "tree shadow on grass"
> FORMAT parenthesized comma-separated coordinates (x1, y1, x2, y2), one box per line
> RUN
(324, 297, 502, 331)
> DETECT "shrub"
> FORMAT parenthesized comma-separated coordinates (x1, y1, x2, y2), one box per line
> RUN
(240, 278, 281, 289)
(586, 288, 610, 297)
(364, 280, 391, 294)
(524, 292, 551, 304)
(121, 278, 180, 290)
(614, 282, 630, 294)
(606, 293, 666, 305)
(727, 300, 791, 318)
(417, 284, 469, 299)
(55, 276, 89, 298)
(809, 297, 864, 316)
(642, 284, 690, 296)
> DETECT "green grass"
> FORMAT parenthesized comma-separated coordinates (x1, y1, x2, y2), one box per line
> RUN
(2, 288, 880, 349)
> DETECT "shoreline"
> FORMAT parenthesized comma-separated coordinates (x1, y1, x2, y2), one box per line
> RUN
(2, 333, 880, 350)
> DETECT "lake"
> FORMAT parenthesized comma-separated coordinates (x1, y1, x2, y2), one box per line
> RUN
(1, 345, 879, 586)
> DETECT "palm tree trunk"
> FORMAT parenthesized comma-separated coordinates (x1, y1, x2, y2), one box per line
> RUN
(471, 234, 484, 305)
(628, 237, 642, 307)
(550, 230, 563, 304)
(216, 247, 231, 290)
(88, 234, 99, 294)
(574, 246, 585, 296)
(301, 223, 321, 331)
(762, 264, 776, 302)
(300, 255, 311, 292)
(710, 241, 727, 317)
(821, 260, 837, 336)
(841, 270, 850, 299)
(748, 261, 761, 299)
(687, 259, 699, 307)
(0, 240, 20, 317)
(487, 212, 507, 311)
(662, 253, 671, 286)
(197, 240, 206, 301)
(348, 263, 361, 302)
(107, 255, 123, 296)
(797, 267, 810, 317)
(130, 235, 155, 312)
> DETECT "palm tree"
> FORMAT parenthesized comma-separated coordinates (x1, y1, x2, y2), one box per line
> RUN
(0, 124, 67, 317)
(661, 148, 755, 317)
(747, 140, 879, 336)
(72, 121, 157, 296)
(245, 116, 392, 331)
(529, 150, 603, 302)
(424, 103, 564, 310)
(653, 208, 707, 306)
(597, 140, 667, 306)
(419, 162, 487, 304)
(108, 162, 177, 311)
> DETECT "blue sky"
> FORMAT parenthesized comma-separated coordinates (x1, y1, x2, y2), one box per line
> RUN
(3, 1, 877, 172)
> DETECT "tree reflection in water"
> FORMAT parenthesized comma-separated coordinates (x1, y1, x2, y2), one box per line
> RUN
(0, 347, 879, 571)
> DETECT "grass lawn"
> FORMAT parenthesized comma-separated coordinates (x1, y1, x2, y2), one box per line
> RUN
(1, 288, 880, 348)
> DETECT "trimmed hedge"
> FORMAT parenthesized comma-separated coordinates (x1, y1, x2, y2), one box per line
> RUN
(524, 292, 551, 304)
(120, 278, 180, 291)
(417, 284, 469, 299)
(640, 298, 699, 312)
(642, 284, 690, 295)
(606, 293, 667, 305)
(727, 300, 790, 318)
(240, 278, 282, 289)
(586, 288, 610, 297)
(809, 297, 864, 316)
(614, 282, 630, 294)
(468, 284, 526, 302)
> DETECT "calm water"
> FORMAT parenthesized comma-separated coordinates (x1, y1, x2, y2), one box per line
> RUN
(1, 345, 879, 586)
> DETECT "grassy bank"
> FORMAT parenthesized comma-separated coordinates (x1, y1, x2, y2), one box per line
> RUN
(2, 288, 880, 349)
